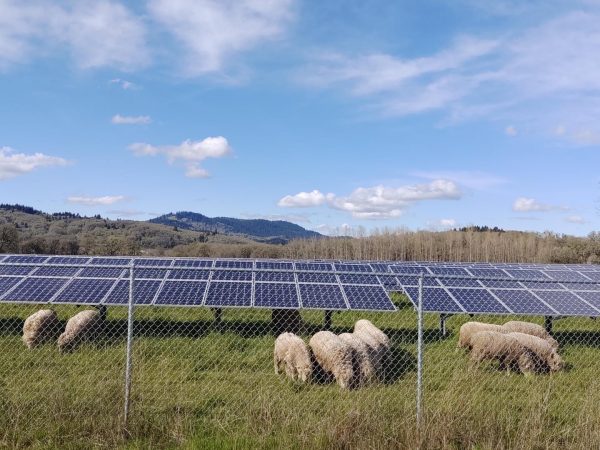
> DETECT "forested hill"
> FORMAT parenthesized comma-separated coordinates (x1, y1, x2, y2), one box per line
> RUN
(149, 211, 321, 242)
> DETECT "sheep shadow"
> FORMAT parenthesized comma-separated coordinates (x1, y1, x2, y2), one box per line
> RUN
(553, 331, 600, 348)
(382, 346, 416, 383)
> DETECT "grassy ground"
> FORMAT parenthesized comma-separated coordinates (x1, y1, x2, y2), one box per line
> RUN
(1, 302, 600, 449)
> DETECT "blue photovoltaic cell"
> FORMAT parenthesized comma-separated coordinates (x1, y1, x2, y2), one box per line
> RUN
(334, 263, 373, 273)
(299, 284, 346, 310)
(573, 291, 600, 309)
(256, 261, 293, 270)
(254, 283, 299, 308)
(468, 268, 510, 278)
(395, 275, 440, 287)
(105, 280, 162, 305)
(544, 270, 589, 282)
(428, 267, 470, 276)
(79, 267, 124, 278)
(167, 269, 210, 280)
(521, 281, 565, 290)
(91, 257, 131, 266)
(155, 281, 207, 306)
(4, 255, 48, 263)
(567, 283, 600, 291)
(46, 256, 91, 265)
(297, 272, 338, 284)
(338, 274, 380, 285)
(342, 285, 395, 311)
(134, 258, 172, 267)
(0, 277, 22, 296)
(403, 287, 464, 313)
(255, 271, 295, 282)
(205, 282, 252, 307)
(390, 265, 428, 275)
(173, 259, 213, 268)
(378, 275, 402, 290)
(491, 289, 556, 315)
(581, 272, 600, 282)
(505, 269, 549, 280)
(214, 260, 253, 269)
(534, 290, 600, 316)
(0, 266, 36, 276)
(2, 278, 67, 302)
(438, 278, 482, 287)
(34, 266, 80, 277)
(295, 262, 333, 272)
(479, 279, 523, 289)
(369, 263, 392, 273)
(448, 288, 510, 314)
(54, 278, 115, 304)
(211, 270, 253, 281)
(135, 269, 168, 279)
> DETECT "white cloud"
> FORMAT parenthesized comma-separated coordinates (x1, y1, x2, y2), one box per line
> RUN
(279, 179, 461, 219)
(148, 0, 295, 76)
(512, 197, 568, 212)
(312, 223, 354, 236)
(428, 218, 457, 230)
(277, 190, 334, 208)
(129, 136, 232, 178)
(505, 125, 517, 136)
(0, 146, 68, 180)
(109, 78, 137, 90)
(0, 0, 149, 70)
(565, 215, 586, 224)
(301, 10, 600, 144)
(412, 170, 508, 190)
(67, 195, 125, 206)
(111, 114, 151, 125)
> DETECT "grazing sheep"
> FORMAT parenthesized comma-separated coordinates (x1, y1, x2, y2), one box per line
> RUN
(309, 331, 356, 389)
(507, 332, 564, 373)
(22, 309, 60, 349)
(458, 321, 507, 350)
(339, 332, 377, 386)
(353, 319, 390, 376)
(57, 310, 102, 352)
(470, 331, 540, 374)
(273, 332, 313, 383)
(354, 319, 390, 348)
(503, 321, 559, 350)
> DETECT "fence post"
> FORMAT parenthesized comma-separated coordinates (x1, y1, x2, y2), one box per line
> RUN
(123, 261, 135, 432)
(416, 273, 424, 428)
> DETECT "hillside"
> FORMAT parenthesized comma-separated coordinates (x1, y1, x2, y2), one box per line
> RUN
(149, 211, 321, 243)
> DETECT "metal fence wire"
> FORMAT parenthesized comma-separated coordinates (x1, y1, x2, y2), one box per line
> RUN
(2, 267, 600, 448)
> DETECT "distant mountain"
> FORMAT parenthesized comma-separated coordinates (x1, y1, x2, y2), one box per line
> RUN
(149, 211, 321, 243)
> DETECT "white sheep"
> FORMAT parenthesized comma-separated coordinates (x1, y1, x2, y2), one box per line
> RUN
(273, 332, 313, 383)
(309, 331, 356, 389)
(469, 330, 540, 374)
(503, 321, 559, 350)
(458, 321, 507, 350)
(22, 309, 60, 349)
(353, 319, 390, 376)
(507, 332, 564, 373)
(339, 332, 377, 386)
(57, 310, 102, 352)
(354, 319, 390, 348)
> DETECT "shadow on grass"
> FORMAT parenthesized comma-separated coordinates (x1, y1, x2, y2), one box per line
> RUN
(553, 330, 600, 348)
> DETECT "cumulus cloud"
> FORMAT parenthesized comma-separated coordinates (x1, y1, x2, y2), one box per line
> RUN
(148, 0, 295, 75)
(277, 190, 334, 208)
(0, 146, 68, 180)
(129, 136, 232, 178)
(0, 0, 149, 70)
(279, 179, 461, 219)
(67, 195, 125, 206)
(412, 170, 507, 190)
(111, 114, 151, 125)
(512, 197, 568, 212)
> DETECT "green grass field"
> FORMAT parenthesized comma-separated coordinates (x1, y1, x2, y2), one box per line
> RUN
(1, 302, 600, 449)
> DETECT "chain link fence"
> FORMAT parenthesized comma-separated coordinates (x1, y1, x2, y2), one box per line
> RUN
(1, 270, 600, 448)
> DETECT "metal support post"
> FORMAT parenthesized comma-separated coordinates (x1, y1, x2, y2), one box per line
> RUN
(416, 273, 424, 427)
(123, 262, 135, 432)
(544, 316, 553, 334)
(439, 314, 449, 338)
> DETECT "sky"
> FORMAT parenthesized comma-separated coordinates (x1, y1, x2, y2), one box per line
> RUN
(0, 0, 599, 236)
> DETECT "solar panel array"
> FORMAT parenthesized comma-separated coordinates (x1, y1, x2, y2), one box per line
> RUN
(1, 254, 599, 316)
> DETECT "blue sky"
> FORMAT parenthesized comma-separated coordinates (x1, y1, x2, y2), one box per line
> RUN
(0, 0, 598, 236)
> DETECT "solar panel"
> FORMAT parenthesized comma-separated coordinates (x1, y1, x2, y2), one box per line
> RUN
(448, 288, 510, 314)
(0, 277, 22, 296)
(337, 274, 380, 285)
(214, 260, 253, 269)
(256, 261, 293, 270)
(2, 278, 67, 302)
(254, 271, 295, 282)
(54, 278, 115, 304)
(46, 256, 91, 265)
(296, 262, 333, 272)
(533, 290, 600, 316)
(155, 281, 207, 306)
(342, 285, 395, 311)
(254, 283, 299, 308)
(297, 272, 338, 284)
(299, 284, 346, 310)
(403, 287, 464, 313)
(167, 269, 210, 280)
(4, 255, 48, 263)
(173, 259, 213, 268)
(334, 263, 373, 273)
(0, 266, 36, 276)
(205, 282, 252, 307)
(91, 257, 131, 266)
(211, 270, 253, 281)
(491, 289, 556, 315)
(34, 267, 79, 277)
(105, 280, 161, 305)
(79, 267, 125, 278)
